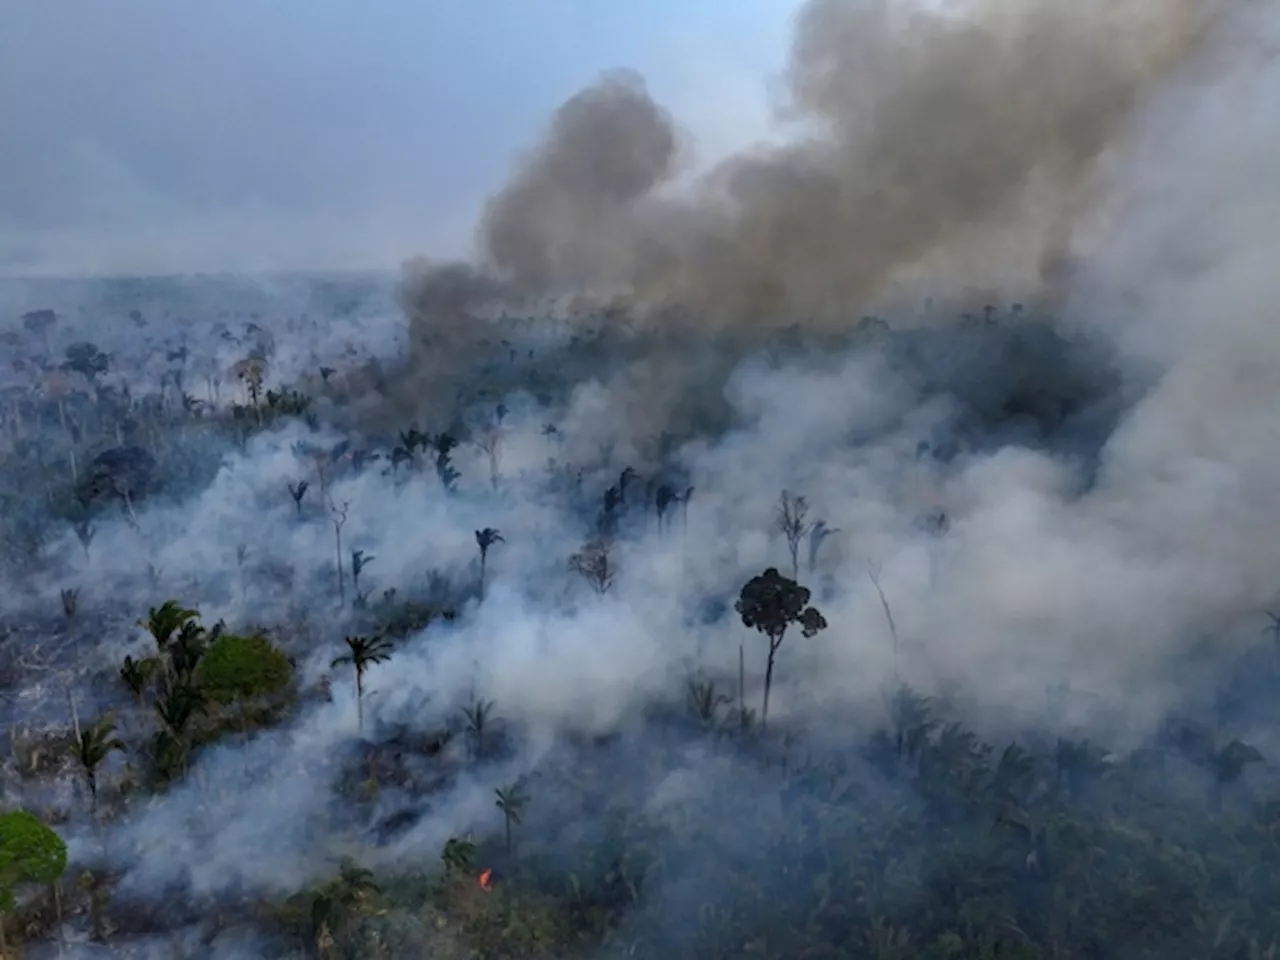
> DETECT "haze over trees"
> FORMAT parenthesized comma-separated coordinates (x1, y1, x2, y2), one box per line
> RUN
(0, 0, 1277, 956)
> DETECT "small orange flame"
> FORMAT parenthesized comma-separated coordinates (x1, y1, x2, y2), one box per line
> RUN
(478, 868, 494, 891)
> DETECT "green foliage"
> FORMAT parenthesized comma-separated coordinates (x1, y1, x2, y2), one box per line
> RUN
(119, 601, 297, 783)
(72, 715, 126, 809)
(0, 811, 67, 911)
(197, 631, 294, 705)
(441, 837, 477, 874)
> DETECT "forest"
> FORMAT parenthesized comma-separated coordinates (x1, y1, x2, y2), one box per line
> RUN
(2, 0, 1278, 957)
(0, 270, 1277, 960)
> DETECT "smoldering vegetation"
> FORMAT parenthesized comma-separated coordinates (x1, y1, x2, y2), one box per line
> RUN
(0, 0, 1279, 958)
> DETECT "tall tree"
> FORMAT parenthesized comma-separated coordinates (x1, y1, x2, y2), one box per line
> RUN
(774, 491, 814, 579)
(472, 527, 505, 601)
(331, 635, 394, 733)
(462, 697, 497, 760)
(735, 567, 828, 728)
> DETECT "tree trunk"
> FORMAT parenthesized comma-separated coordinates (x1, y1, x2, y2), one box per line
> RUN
(355, 671, 364, 734)
(53, 881, 64, 956)
(479, 551, 487, 602)
(335, 527, 345, 606)
(505, 815, 512, 855)
(762, 639, 781, 728)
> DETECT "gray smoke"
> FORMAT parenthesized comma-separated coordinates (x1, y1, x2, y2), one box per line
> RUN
(404, 0, 1214, 337)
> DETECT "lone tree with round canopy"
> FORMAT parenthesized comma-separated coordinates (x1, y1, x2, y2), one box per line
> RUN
(0, 810, 67, 954)
(735, 567, 828, 728)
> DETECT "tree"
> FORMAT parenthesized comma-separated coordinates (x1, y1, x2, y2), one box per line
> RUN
(351, 549, 374, 604)
(152, 681, 207, 780)
(0, 810, 67, 955)
(654, 483, 677, 534)
(475, 527, 504, 602)
(475, 428, 503, 491)
(330, 500, 350, 607)
(807, 519, 839, 572)
(72, 716, 125, 812)
(775, 491, 814, 579)
(495, 782, 529, 856)
(230, 355, 266, 410)
(432, 433, 461, 491)
(61, 341, 111, 383)
(687, 678, 730, 728)
(462, 697, 497, 759)
(735, 567, 828, 728)
(78, 446, 157, 518)
(441, 836, 477, 875)
(138, 600, 204, 688)
(22, 309, 56, 352)
(197, 632, 293, 704)
(309, 856, 380, 947)
(331, 635, 393, 734)
(139, 600, 200, 658)
(570, 538, 615, 595)
(119, 654, 156, 701)
(287, 479, 309, 516)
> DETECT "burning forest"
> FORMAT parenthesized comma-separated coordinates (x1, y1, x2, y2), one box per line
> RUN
(1, 0, 1280, 957)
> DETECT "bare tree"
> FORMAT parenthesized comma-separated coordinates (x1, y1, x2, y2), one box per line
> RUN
(331, 499, 350, 606)
(570, 538, 615, 595)
(475, 428, 503, 491)
(775, 490, 814, 579)
(808, 519, 839, 572)
(288, 479, 309, 516)
(868, 563, 900, 684)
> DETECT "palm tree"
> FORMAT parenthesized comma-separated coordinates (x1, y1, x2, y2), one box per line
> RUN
(119, 655, 156, 702)
(331, 635, 394, 733)
(687, 678, 729, 728)
(462, 697, 497, 759)
(139, 600, 200, 659)
(72, 716, 125, 812)
(494, 781, 529, 856)
(152, 682, 207, 779)
(474, 527, 504, 602)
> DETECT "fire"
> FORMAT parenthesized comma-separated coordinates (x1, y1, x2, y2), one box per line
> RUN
(478, 868, 494, 891)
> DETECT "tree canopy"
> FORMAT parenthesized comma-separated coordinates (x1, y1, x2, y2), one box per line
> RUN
(197, 631, 294, 704)
(0, 811, 66, 910)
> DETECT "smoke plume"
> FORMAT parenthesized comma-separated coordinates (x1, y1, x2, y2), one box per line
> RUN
(405, 0, 1214, 335)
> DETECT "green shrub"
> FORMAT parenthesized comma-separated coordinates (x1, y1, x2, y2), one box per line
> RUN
(0, 810, 66, 909)
(197, 632, 293, 704)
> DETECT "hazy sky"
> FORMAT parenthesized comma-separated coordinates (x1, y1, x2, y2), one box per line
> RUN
(0, 0, 798, 277)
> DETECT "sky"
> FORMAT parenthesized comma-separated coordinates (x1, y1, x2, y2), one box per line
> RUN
(0, 0, 800, 278)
